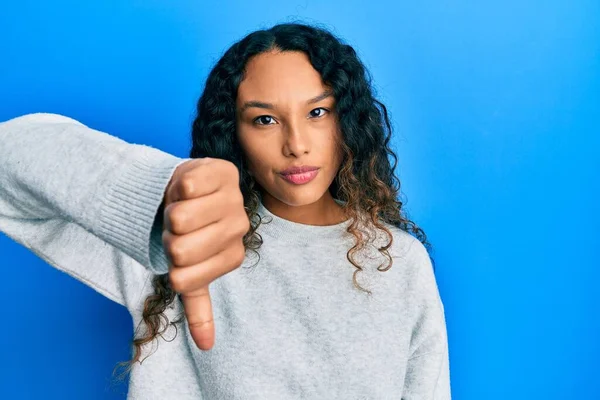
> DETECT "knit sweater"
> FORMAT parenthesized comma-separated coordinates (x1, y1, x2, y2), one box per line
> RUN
(0, 113, 451, 399)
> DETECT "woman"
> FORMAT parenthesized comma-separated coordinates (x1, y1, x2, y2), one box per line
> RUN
(0, 22, 451, 399)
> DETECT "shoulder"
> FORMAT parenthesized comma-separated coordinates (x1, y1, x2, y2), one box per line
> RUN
(374, 221, 427, 262)
(377, 222, 438, 293)
(1, 113, 86, 128)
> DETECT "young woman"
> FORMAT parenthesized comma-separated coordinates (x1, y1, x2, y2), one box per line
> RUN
(0, 22, 451, 399)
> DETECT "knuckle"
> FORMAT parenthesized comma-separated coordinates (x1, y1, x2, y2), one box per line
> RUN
(169, 271, 188, 293)
(226, 244, 245, 270)
(161, 229, 173, 249)
(225, 160, 240, 181)
(166, 204, 187, 233)
(166, 238, 186, 267)
(179, 174, 196, 198)
(228, 190, 243, 208)
(226, 214, 248, 240)
(239, 214, 250, 236)
(235, 244, 246, 264)
(236, 190, 245, 206)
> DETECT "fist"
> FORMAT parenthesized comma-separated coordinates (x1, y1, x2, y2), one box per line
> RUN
(161, 157, 249, 351)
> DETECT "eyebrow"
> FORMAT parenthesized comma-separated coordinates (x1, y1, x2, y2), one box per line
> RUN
(240, 89, 333, 113)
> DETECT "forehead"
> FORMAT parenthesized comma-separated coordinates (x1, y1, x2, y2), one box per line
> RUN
(237, 50, 328, 104)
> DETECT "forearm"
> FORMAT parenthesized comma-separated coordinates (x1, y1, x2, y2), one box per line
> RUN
(0, 112, 189, 274)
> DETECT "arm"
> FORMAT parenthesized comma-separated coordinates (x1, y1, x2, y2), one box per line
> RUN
(402, 240, 452, 399)
(402, 346, 451, 399)
(0, 113, 190, 310)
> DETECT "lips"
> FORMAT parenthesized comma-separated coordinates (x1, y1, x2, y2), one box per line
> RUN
(279, 169, 320, 184)
(280, 165, 319, 175)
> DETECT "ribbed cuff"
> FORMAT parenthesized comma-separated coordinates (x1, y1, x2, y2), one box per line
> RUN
(98, 144, 190, 275)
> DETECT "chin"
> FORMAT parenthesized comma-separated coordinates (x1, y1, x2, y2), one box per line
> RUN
(277, 191, 330, 207)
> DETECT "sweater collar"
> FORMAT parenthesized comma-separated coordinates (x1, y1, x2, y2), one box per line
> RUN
(255, 198, 355, 243)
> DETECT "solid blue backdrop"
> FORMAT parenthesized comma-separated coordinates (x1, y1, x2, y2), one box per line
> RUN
(0, 0, 598, 399)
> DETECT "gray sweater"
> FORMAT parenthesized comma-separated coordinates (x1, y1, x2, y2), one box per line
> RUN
(0, 113, 451, 399)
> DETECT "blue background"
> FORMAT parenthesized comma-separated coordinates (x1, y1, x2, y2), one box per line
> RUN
(1, 0, 598, 398)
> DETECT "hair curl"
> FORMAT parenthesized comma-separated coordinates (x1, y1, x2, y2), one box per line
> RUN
(112, 21, 434, 383)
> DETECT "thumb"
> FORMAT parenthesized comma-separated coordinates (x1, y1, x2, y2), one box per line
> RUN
(180, 285, 215, 351)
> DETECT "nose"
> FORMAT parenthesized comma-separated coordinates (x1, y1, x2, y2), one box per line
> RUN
(282, 119, 310, 157)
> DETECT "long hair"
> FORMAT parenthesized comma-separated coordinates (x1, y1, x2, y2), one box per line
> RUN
(112, 21, 433, 382)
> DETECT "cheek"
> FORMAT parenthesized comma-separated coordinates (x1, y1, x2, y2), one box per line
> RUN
(237, 131, 256, 175)
(332, 149, 345, 175)
(239, 138, 271, 177)
(329, 133, 344, 167)
(242, 149, 262, 177)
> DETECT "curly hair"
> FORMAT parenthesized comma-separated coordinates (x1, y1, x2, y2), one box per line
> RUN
(112, 21, 434, 382)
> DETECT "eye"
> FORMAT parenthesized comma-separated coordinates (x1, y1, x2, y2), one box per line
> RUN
(309, 107, 329, 118)
(253, 115, 276, 125)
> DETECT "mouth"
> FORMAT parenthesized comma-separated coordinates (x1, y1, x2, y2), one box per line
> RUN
(278, 169, 320, 185)
(279, 165, 320, 175)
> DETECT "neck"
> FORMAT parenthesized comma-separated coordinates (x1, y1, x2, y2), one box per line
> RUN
(260, 191, 348, 226)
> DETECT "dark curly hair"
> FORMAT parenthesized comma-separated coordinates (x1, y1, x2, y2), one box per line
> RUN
(112, 21, 434, 382)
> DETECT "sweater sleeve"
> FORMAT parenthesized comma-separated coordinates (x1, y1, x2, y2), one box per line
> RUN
(401, 239, 452, 399)
(0, 113, 190, 310)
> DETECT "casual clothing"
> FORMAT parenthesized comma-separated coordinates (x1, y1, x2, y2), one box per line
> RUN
(0, 113, 451, 399)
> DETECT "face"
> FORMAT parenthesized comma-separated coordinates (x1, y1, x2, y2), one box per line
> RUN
(235, 50, 344, 214)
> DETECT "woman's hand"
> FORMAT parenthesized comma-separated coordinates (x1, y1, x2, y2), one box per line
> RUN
(162, 157, 249, 351)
